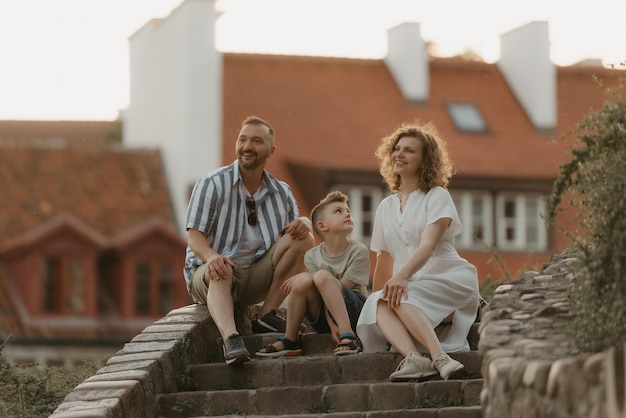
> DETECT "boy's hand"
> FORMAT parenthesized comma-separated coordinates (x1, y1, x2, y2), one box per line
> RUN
(280, 275, 297, 294)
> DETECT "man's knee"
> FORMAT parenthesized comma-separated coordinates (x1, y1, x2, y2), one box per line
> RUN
(281, 232, 314, 256)
(298, 233, 315, 252)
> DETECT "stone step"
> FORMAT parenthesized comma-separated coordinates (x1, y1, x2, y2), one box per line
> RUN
(155, 321, 483, 417)
(156, 378, 484, 417)
(200, 406, 484, 418)
(187, 350, 481, 391)
(234, 322, 480, 360)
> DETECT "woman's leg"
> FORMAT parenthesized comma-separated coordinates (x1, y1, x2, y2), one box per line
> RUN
(390, 303, 446, 358)
(375, 300, 421, 356)
(392, 303, 464, 379)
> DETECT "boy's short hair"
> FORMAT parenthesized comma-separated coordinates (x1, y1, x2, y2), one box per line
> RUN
(310, 191, 349, 237)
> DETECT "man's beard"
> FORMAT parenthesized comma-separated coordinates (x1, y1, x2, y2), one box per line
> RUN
(238, 150, 269, 170)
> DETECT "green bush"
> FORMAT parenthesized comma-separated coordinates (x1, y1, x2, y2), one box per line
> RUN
(0, 340, 98, 417)
(547, 73, 626, 353)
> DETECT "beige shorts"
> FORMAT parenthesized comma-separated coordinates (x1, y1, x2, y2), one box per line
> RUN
(190, 243, 277, 306)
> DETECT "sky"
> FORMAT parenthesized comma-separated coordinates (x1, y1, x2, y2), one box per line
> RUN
(0, 0, 624, 121)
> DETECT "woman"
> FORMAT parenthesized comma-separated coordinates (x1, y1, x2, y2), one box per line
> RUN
(356, 121, 479, 382)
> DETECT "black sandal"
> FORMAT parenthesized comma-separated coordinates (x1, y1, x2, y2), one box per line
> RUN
(333, 332, 363, 356)
(256, 335, 302, 358)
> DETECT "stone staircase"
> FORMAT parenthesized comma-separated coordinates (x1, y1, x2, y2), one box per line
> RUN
(155, 325, 483, 417)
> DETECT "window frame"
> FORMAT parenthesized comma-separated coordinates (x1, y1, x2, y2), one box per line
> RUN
(451, 190, 494, 249)
(495, 192, 547, 251)
(447, 102, 488, 133)
(133, 259, 178, 316)
(42, 257, 87, 315)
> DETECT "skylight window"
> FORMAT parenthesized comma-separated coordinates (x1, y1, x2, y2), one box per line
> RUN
(447, 103, 487, 133)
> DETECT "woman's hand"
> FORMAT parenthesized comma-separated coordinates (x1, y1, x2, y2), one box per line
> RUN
(382, 274, 409, 307)
(378, 217, 451, 305)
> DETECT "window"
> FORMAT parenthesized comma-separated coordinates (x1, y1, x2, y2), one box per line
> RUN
(43, 258, 61, 313)
(496, 193, 547, 251)
(42, 257, 86, 315)
(452, 190, 547, 252)
(158, 263, 176, 315)
(134, 260, 178, 316)
(334, 185, 384, 245)
(451, 191, 493, 249)
(135, 263, 151, 315)
(67, 260, 85, 314)
(447, 103, 487, 133)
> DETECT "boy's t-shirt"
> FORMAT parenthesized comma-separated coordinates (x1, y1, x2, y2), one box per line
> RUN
(304, 240, 371, 295)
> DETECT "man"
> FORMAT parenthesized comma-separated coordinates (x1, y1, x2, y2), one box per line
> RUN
(184, 115, 314, 365)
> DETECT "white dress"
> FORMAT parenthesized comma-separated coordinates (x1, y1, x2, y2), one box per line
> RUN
(356, 186, 479, 353)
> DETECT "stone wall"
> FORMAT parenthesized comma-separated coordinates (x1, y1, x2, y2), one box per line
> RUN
(479, 249, 626, 418)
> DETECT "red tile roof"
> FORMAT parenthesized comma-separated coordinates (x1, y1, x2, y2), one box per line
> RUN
(221, 54, 622, 196)
(0, 144, 176, 251)
(0, 120, 121, 149)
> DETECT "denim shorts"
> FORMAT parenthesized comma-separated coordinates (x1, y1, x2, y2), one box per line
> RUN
(307, 283, 367, 333)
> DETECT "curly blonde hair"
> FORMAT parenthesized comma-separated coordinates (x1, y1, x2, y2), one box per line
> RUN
(375, 121, 453, 193)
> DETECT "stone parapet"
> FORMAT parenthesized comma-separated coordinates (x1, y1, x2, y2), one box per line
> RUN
(479, 249, 625, 418)
(49, 304, 216, 418)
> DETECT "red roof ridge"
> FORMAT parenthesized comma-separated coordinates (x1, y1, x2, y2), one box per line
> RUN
(224, 52, 381, 65)
(109, 216, 185, 249)
(1, 213, 108, 256)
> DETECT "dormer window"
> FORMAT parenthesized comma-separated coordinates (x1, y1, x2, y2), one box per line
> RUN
(447, 103, 487, 133)
(42, 257, 86, 315)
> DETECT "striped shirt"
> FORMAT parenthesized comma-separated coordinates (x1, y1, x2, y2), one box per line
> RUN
(183, 160, 299, 294)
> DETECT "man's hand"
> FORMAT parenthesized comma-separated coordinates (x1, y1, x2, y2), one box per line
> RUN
(204, 253, 235, 283)
(283, 217, 312, 241)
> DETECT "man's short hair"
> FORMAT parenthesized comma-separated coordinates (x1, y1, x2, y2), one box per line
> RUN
(310, 191, 349, 237)
(242, 115, 274, 142)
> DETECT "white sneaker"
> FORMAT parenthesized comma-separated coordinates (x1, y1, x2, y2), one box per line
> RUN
(389, 353, 438, 382)
(432, 354, 464, 379)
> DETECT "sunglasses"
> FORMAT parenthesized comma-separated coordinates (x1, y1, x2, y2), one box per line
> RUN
(246, 197, 257, 226)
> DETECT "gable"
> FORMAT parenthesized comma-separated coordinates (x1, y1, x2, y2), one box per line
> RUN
(1, 213, 107, 259)
(109, 217, 187, 255)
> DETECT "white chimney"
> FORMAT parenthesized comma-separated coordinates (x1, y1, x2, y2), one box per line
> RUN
(498, 21, 556, 130)
(124, 0, 222, 233)
(385, 22, 429, 103)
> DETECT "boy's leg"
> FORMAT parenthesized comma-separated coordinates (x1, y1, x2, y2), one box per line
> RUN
(311, 270, 353, 336)
(283, 273, 320, 341)
(256, 273, 321, 355)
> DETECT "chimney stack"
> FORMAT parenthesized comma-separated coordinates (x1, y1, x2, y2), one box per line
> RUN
(385, 22, 429, 103)
(498, 21, 556, 130)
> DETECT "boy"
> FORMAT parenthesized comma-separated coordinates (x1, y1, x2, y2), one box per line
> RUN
(256, 191, 370, 357)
